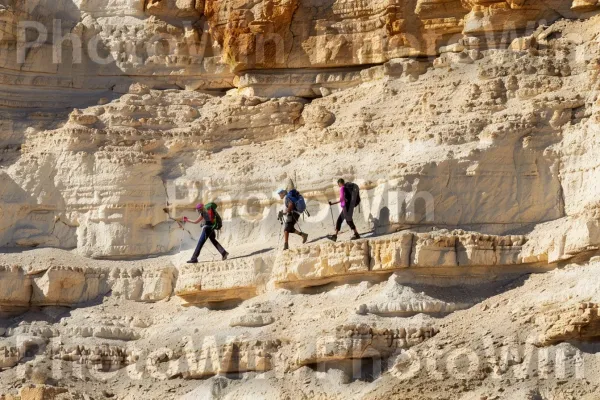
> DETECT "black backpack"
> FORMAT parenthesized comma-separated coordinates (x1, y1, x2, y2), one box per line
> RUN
(343, 182, 361, 207)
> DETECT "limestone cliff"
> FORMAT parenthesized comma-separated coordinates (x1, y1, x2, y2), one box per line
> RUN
(0, 2, 600, 399)
(1, 3, 599, 258)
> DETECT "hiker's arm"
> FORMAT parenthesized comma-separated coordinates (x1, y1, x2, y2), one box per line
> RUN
(286, 202, 294, 214)
(329, 187, 344, 206)
(183, 215, 203, 224)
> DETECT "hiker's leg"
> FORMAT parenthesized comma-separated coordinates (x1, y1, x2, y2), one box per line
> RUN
(345, 206, 360, 237)
(346, 215, 357, 231)
(190, 226, 209, 261)
(348, 219, 359, 234)
(284, 214, 296, 240)
(345, 206, 358, 231)
(291, 213, 302, 236)
(284, 213, 296, 249)
(208, 228, 226, 256)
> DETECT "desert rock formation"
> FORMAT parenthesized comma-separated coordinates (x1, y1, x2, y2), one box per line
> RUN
(1, 0, 600, 399)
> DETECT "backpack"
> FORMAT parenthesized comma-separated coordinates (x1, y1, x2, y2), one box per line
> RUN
(344, 182, 361, 207)
(285, 189, 307, 214)
(205, 202, 223, 230)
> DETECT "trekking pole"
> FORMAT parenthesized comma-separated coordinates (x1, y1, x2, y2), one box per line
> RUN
(276, 210, 285, 248)
(171, 218, 197, 241)
(178, 222, 185, 252)
(277, 224, 283, 249)
(329, 204, 336, 230)
(170, 219, 186, 253)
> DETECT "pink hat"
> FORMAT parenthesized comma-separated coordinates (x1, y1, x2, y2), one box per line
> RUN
(195, 203, 204, 210)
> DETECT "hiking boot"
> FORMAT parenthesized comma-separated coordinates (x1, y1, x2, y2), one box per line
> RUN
(302, 233, 309, 244)
(283, 243, 289, 251)
(351, 233, 361, 240)
(326, 234, 337, 242)
(222, 252, 229, 261)
(186, 259, 198, 264)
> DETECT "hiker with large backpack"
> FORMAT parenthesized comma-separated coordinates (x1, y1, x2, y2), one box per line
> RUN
(179, 203, 229, 263)
(277, 189, 309, 251)
(327, 178, 361, 241)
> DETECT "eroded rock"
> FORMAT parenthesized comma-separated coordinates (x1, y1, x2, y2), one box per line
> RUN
(295, 323, 438, 367)
(536, 303, 600, 346)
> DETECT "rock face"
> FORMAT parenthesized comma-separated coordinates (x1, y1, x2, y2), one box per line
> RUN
(274, 240, 371, 285)
(0, 266, 31, 315)
(0, 4, 599, 260)
(175, 230, 540, 305)
(204, 0, 593, 71)
(174, 339, 281, 379)
(176, 254, 273, 304)
(1, 3, 600, 400)
(295, 323, 438, 367)
(536, 303, 600, 346)
(0, 252, 175, 315)
(357, 274, 473, 316)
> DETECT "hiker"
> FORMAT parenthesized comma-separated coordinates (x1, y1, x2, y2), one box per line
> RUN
(180, 203, 229, 263)
(277, 189, 309, 251)
(328, 178, 361, 241)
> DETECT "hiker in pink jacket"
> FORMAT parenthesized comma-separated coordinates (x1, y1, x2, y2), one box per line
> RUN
(327, 178, 361, 242)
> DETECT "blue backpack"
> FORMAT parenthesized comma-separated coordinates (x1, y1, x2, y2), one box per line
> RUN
(286, 189, 307, 213)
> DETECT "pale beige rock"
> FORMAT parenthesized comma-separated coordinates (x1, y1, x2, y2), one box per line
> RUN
(0, 345, 20, 369)
(176, 255, 272, 304)
(535, 303, 600, 346)
(0, 252, 176, 313)
(31, 267, 87, 306)
(0, 265, 31, 313)
(456, 232, 526, 266)
(572, 0, 600, 10)
(0, 6, 599, 400)
(411, 232, 458, 267)
(171, 339, 281, 379)
(295, 323, 438, 367)
(19, 385, 68, 400)
(369, 233, 413, 270)
(7, 322, 60, 339)
(357, 274, 472, 316)
(2, 18, 599, 259)
(109, 266, 176, 302)
(229, 314, 275, 328)
(49, 343, 132, 371)
(510, 35, 538, 52)
(274, 241, 370, 286)
(0, 335, 46, 370)
(18, 385, 68, 400)
(145, 0, 205, 19)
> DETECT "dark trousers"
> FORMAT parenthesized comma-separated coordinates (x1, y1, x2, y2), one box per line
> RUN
(336, 207, 356, 231)
(191, 226, 226, 261)
(285, 212, 300, 233)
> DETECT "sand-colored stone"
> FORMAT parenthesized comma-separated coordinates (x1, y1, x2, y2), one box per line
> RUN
(0, 5, 600, 400)
(0, 265, 31, 312)
(18, 385, 68, 400)
(536, 303, 600, 346)
(274, 241, 370, 285)
(175, 255, 272, 304)
(295, 323, 438, 367)
(170, 339, 281, 379)
(369, 233, 413, 271)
